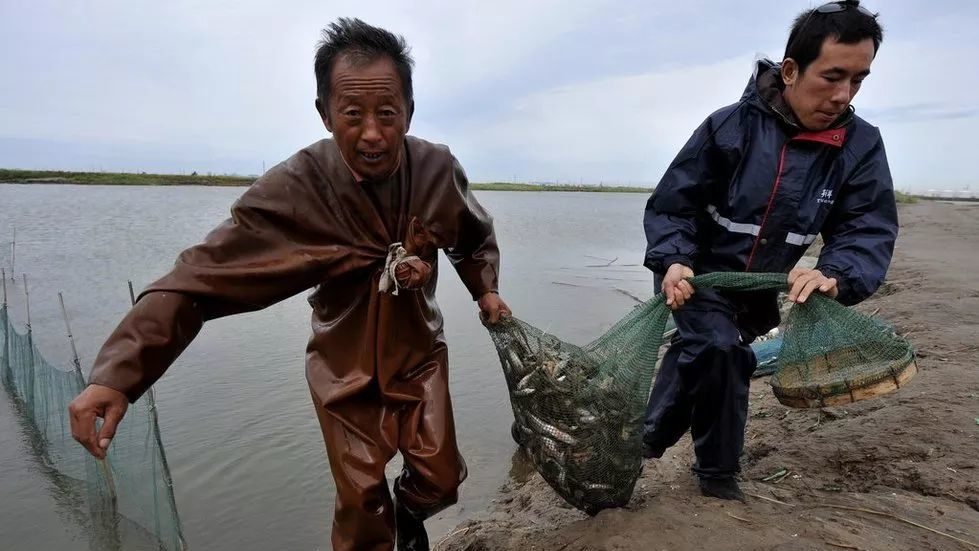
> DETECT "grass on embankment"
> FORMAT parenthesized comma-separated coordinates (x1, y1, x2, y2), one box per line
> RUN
(0, 169, 652, 193)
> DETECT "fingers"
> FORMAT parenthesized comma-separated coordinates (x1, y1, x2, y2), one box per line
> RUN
(788, 271, 836, 303)
(69, 403, 104, 459)
(98, 403, 127, 452)
(486, 307, 501, 325)
(796, 277, 823, 304)
(664, 278, 694, 310)
(677, 279, 695, 302)
(787, 271, 815, 302)
(498, 300, 512, 321)
(819, 277, 839, 299)
(479, 295, 511, 325)
(787, 267, 805, 285)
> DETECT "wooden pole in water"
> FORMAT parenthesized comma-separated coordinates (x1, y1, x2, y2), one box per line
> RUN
(22, 275, 29, 329)
(1, 268, 8, 386)
(10, 228, 15, 282)
(128, 280, 188, 550)
(22, 274, 35, 416)
(58, 293, 82, 373)
(58, 292, 119, 505)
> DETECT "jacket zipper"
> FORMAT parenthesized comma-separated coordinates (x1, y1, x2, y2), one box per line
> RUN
(745, 141, 789, 271)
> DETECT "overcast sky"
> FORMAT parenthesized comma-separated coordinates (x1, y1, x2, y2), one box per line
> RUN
(1, 1, 975, 191)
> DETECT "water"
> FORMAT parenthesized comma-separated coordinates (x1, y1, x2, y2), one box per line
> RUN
(0, 183, 653, 550)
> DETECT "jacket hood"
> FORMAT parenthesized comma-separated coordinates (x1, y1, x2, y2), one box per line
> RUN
(741, 58, 853, 130)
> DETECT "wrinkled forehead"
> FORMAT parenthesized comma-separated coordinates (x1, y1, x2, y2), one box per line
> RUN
(330, 53, 405, 102)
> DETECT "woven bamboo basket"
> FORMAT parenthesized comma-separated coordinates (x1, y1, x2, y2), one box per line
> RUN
(770, 346, 917, 408)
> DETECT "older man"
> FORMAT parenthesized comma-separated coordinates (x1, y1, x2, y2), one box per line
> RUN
(69, 18, 509, 551)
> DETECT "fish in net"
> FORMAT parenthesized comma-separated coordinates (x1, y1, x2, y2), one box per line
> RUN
(486, 272, 915, 514)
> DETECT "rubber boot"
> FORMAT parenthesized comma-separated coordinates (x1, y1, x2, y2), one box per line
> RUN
(698, 476, 746, 502)
(395, 499, 429, 551)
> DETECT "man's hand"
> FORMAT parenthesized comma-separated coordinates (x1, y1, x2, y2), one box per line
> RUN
(478, 292, 511, 325)
(663, 263, 695, 311)
(787, 268, 839, 303)
(68, 384, 129, 459)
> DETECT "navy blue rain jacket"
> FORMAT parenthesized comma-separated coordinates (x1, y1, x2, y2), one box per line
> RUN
(644, 59, 898, 311)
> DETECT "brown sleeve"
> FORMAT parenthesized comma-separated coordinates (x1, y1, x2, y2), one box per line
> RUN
(443, 158, 500, 300)
(89, 164, 363, 402)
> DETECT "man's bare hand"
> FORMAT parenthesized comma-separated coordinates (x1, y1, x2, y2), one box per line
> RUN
(787, 268, 839, 304)
(663, 263, 695, 311)
(68, 384, 129, 459)
(478, 292, 511, 325)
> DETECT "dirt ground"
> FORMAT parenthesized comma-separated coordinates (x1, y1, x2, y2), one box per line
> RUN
(439, 201, 979, 551)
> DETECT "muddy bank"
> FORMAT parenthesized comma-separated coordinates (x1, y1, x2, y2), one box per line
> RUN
(441, 201, 979, 551)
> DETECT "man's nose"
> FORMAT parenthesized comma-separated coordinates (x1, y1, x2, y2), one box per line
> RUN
(361, 115, 382, 143)
(831, 82, 852, 105)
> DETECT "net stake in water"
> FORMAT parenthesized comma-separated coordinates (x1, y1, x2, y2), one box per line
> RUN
(59, 291, 119, 504)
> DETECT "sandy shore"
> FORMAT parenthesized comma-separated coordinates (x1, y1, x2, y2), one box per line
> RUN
(441, 201, 979, 551)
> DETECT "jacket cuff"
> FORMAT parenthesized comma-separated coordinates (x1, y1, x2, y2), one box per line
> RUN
(815, 265, 854, 306)
(646, 254, 694, 275)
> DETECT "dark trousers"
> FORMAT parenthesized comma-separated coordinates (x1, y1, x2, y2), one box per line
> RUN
(642, 290, 758, 478)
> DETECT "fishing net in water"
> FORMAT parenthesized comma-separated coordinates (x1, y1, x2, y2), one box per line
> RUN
(486, 272, 915, 515)
(1, 301, 187, 550)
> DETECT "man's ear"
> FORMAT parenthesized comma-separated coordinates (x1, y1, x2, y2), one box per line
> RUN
(315, 98, 332, 132)
(781, 58, 799, 86)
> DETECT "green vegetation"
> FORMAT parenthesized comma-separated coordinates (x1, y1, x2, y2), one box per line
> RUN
(895, 190, 918, 204)
(471, 182, 651, 193)
(0, 169, 252, 187)
(0, 169, 653, 193)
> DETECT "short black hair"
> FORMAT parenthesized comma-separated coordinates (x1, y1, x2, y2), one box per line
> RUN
(784, 1, 884, 73)
(314, 18, 414, 106)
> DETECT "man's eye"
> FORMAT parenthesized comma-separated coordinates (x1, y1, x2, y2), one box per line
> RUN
(823, 76, 841, 84)
(343, 109, 361, 117)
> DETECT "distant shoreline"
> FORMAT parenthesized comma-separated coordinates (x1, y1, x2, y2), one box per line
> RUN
(1, 169, 946, 201)
(0, 169, 652, 194)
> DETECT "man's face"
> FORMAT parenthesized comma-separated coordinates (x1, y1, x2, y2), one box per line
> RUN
(316, 55, 410, 181)
(783, 37, 875, 131)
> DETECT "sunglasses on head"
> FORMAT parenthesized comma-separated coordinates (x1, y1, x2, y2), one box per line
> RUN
(787, 1, 877, 56)
(813, 0, 875, 17)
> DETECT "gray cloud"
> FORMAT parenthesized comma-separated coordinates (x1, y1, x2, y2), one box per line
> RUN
(860, 103, 979, 123)
(1, 0, 977, 189)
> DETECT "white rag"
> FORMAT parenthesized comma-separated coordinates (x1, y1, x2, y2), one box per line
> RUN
(378, 242, 421, 296)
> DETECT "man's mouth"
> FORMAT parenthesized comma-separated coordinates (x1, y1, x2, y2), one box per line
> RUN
(359, 151, 385, 163)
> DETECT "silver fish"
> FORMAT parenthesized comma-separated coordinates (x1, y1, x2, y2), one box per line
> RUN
(516, 370, 536, 390)
(504, 348, 524, 375)
(526, 413, 577, 445)
(576, 408, 598, 424)
(538, 435, 564, 459)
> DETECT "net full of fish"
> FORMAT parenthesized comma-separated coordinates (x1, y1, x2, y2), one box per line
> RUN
(485, 272, 916, 515)
(488, 314, 662, 516)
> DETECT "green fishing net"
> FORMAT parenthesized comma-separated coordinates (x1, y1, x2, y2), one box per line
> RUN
(1, 300, 187, 551)
(487, 272, 915, 514)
